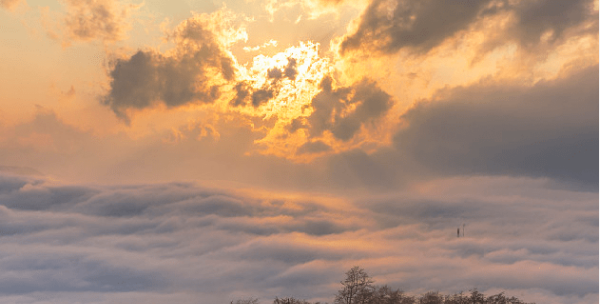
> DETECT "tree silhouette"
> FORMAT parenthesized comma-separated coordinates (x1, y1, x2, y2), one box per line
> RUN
(370, 285, 414, 304)
(335, 266, 375, 304)
(273, 297, 314, 304)
(230, 267, 535, 304)
(418, 291, 444, 304)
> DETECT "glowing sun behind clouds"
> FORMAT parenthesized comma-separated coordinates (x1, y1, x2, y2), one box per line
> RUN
(0, 0, 597, 303)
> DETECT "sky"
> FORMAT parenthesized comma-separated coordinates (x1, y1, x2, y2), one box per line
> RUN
(0, 0, 598, 303)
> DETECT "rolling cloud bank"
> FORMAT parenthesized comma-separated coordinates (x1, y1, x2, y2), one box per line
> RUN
(0, 172, 596, 304)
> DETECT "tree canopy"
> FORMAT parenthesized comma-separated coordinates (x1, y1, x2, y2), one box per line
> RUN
(230, 267, 535, 304)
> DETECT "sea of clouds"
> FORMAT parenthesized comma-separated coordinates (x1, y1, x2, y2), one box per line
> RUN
(0, 173, 596, 304)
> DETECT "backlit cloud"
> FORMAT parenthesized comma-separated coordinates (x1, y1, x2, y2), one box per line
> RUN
(303, 76, 392, 141)
(103, 14, 237, 122)
(102, 11, 396, 159)
(339, 0, 598, 56)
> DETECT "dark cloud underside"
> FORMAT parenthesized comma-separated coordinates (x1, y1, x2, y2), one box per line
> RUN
(102, 17, 235, 121)
(341, 0, 490, 54)
(319, 65, 598, 191)
(394, 65, 599, 187)
(341, 0, 597, 55)
(306, 77, 392, 141)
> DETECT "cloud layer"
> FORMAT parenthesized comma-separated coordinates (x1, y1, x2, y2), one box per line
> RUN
(0, 173, 596, 304)
(0, 64, 596, 193)
(393, 65, 599, 187)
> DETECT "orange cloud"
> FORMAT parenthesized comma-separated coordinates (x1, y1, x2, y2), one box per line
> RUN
(0, 0, 23, 11)
(41, 0, 140, 46)
(101, 7, 397, 161)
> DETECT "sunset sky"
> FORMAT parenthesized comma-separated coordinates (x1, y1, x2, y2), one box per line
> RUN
(0, 0, 598, 303)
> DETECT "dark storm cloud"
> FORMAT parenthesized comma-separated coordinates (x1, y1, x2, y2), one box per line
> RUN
(340, 0, 597, 55)
(306, 77, 392, 141)
(394, 65, 599, 187)
(102, 17, 235, 122)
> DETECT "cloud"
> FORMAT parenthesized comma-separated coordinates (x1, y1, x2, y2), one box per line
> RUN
(293, 63, 599, 193)
(0, 166, 42, 176)
(303, 76, 392, 141)
(0, 107, 90, 157)
(0, 173, 595, 304)
(103, 15, 236, 122)
(231, 57, 301, 108)
(2, 66, 596, 193)
(393, 65, 599, 187)
(340, 0, 492, 55)
(103, 50, 223, 121)
(296, 140, 331, 155)
(505, 0, 597, 47)
(3, 65, 596, 193)
(0, 0, 22, 11)
(231, 82, 252, 107)
(41, 0, 139, 45)
(251, 88, 276, 107)
(340, 0, 597, 56)
(268, 57, 298, 81)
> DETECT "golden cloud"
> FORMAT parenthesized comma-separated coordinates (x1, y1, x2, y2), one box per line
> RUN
(40, 0, 140, 46)
(0, 0, 23, 11)
(102, 8, 397, 162)
(99, 0, 597, 165)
